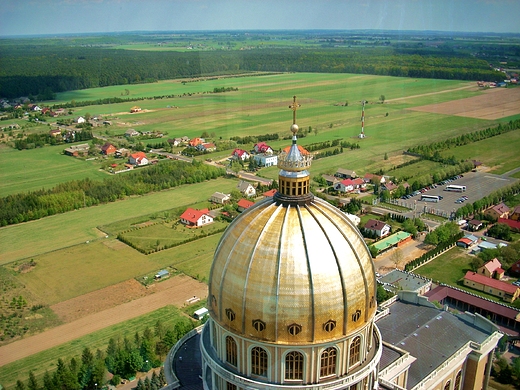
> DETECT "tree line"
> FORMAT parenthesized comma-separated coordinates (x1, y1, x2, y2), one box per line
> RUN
(14, 319, 193, 390)
(407, 119, 520, 157)
(0, 160, 226, 226)
(0, 45, 504, 99)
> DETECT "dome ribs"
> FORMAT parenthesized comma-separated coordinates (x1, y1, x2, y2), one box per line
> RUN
(313, 200, 374, 327)
(304, 203, 348, 337)
(241, 202, 284, 338)
(295, 205, 316, 342)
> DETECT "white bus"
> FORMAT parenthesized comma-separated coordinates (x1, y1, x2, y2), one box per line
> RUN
(445, 184, 466, 192)
(421, 194, 441, 202)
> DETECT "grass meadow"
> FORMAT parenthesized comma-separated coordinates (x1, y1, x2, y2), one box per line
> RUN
(0, 305, 191, 390)
(0, 177, 238, 265)
(4, 73, 508, 196)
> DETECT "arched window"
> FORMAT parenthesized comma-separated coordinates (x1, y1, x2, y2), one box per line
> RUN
(454, 371, 462, 390)
(226, 382, 236, 390)
(251, 347, 268, 377)
(349, 336, 361, 367)
(320, 347, 337, 378)
(226, 336, 237, 367)
(285, 351, 303, 380)
(444, 380, 451, 390)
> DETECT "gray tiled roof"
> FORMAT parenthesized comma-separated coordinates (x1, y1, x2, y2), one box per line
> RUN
(376, 300, 493, 388)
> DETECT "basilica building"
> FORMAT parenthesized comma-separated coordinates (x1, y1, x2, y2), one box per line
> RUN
(171, 97, 502, 390)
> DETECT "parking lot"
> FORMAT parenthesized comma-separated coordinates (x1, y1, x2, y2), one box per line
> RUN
(393, 170, 518, 217)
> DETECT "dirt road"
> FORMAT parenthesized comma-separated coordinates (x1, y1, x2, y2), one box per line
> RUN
(0, 275, 207, 367)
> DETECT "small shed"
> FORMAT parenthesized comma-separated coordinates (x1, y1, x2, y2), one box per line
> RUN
(194, 307, 209, 320)
(154, 269, 170, 280)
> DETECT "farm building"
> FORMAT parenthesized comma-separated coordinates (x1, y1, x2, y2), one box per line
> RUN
(130, 106, 142, 113)
(154, 269, 170, 280)
(64, 143, 90, 157)
(334, 168, 357, 179)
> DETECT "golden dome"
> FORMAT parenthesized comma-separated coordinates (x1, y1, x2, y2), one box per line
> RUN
(208, 96, 376, 345)
(208, 196, 377, 344)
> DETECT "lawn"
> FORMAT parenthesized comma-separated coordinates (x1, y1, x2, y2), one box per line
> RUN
(120, 219, 228, 253)
(0, 305, 191, 390)
(414, 247, 511, 303)
(414, 247, 473, 286)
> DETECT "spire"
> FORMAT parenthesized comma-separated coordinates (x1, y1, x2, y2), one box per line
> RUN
(275, 96, 313, 205)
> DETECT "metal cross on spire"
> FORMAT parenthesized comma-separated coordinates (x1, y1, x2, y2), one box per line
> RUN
(288, 95, 301, 125)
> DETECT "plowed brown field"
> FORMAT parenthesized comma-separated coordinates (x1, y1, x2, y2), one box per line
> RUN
(408, 87, 520, 119)
(0, 275, 207, 366)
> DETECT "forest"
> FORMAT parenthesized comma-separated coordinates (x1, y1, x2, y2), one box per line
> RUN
(0, 41, 507, 99)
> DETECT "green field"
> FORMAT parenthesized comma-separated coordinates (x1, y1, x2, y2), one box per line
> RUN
(0, 177, 238, 264)
(3, 73, 511, 197)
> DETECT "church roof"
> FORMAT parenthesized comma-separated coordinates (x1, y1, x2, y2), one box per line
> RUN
(377, 299, 497, 388)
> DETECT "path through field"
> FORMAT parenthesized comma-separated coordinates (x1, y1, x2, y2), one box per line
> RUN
(0, 275, 207, 367)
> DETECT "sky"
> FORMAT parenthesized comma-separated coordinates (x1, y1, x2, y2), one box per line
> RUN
(0, 0, 519, 37)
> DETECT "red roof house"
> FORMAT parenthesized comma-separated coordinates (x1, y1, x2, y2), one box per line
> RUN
(363, 219, 391, 238)
(254, 142, 273, 154)
(129, 152, 148, 166)
(477, 258, 504, 279)
(237, 198, 255, 212)
(486, 203, 510, 220)
(263, 189, 277, 197)
(498, 218, 520, 231)
(463, 271, 519, 302)
(101, 143, 117, 155)
(232, 149, 250, 161)
(180, 208, 213, 227)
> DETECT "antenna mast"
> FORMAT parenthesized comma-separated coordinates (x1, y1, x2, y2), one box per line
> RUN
(359, 100, 366, 139)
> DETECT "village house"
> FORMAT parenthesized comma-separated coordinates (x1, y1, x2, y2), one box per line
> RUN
(231, 149, 250, 161)
(124, 129, 140, 138)
(498, 218, 520, 232)
(49, 129, 62, 137)
(101, 143, 117, 156)
(463, 271, 520, 303)
(201, 142, 216, 152)
(237, 198, 255, 212)
(237, 180, 256, 197)
(263, 189, 277, 198)
(254, 142, 273, 154)
(383, 181, 398, 192)
(334, 168, 357, 179)
(130, 106, 142, 113)
(129, 152, 148, 166)
(511, 260, 520, 276)
(468, 219, 483, 232)
(321, 174, 339, 186)
(64, 143, 90, 157)
(456, 234, 478, 249)
(74, 116, 86, 124)
(485, 203, 510, 220)
(363, 219, 391, 238)
(477, 258, 505, 280)
(189, 137, 205, 147)
(210, 192, 231, 204)
(363, 173, 386, 185)
(334, 179, 355, 193)
(102, 120, 112, 126)
(180, 208, 213, 227)
(510, 205, 520, 221)
(115, 148, 130, 158)
(253, 153, 277, 167)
